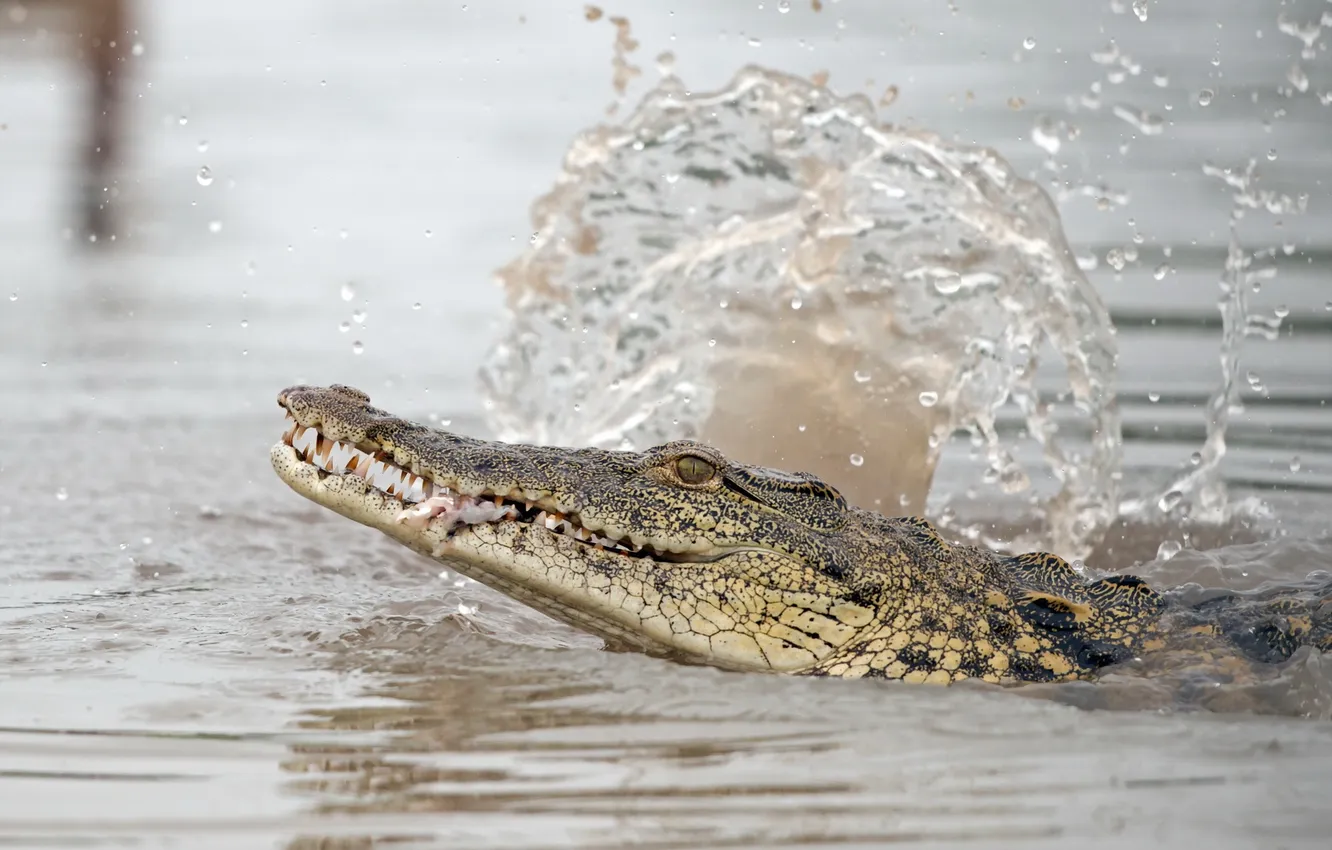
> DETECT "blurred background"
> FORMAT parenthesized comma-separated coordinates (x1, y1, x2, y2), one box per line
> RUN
(2, 1, 1332, 847)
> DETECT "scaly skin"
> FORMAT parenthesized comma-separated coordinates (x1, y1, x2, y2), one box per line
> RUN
(270, 384, 1332, 685)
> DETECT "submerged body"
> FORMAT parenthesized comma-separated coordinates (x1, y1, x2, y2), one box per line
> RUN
(271, 384, 1332, 686)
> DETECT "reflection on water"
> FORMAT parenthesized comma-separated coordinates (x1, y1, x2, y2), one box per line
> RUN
(272, 637, 1332, 848)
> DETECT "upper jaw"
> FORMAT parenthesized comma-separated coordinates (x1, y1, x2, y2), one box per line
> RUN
(273, 393, 733, 561)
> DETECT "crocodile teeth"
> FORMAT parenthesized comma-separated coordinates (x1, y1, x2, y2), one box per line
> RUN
(291, 425, 318, 458)
(532, 510, 630, 550)
(283, 417, 646, 554)
(592, 534, 631, 552)
(327, 442, 355, 474)
(403, 475, 425, 503)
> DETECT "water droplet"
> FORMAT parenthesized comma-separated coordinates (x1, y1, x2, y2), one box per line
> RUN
(1158, 489, 1184, 512)
(707, 338, 717, 347)
(424, 229, 433, 239)
(1112, 105, 1164, 136)
(55, 487, 68, 501)
(131, 42, 144, 56)
(1288, 63, 1309, 93)
(790, 296, 803, 310)
(1197, 89, 1215, 106)
(747, 36, 762, 47)
(178, 115, 189, 126)
(849, 453, 865, 467)
(1106, 248, 1126, 271)
(1155, 539, 1182, 561)
(1147, 391, 1160, 403)
(1153, 262, 1170, 280)
(1031, 116, 1062, 154)
(340, 282, 355, 301)
(1131, 0, 1148, 22)
(412, 302, 422, 310)
(352, 340, 364, 355)
(239, 319, 248, 328)
(338, 321, 350, 333)
(196, 166, 214, 186)
(1190, 451, 1202, 466)
(1153, 71, 1169, 87)
(197, 139, 209, 153)
(208, 220, 222, 233)
(7, 292, 16, 301)
(1290, 456, 1302, 472)
(932, 273, 963, 295)
(1022, 37, 1036, 50)
(352, 309, 367, 324)
(797, 424, 807, 433)
(918, 391, 939, 407)
(853, 370, 871, 383)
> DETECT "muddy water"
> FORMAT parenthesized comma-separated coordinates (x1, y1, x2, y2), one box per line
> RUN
(3, 0, 1332, 847)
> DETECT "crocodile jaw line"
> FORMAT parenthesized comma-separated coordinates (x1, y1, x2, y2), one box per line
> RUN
(268, 418, 777, 668)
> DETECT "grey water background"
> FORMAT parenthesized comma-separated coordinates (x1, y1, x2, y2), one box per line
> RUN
(2, 1, 1331, 848)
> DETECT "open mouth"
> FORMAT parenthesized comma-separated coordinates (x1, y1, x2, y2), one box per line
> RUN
(279, 411, 664, 558)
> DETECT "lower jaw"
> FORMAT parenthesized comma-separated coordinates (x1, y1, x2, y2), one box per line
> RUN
(271, 441, 528, 568)
(268, 441, 673, 654)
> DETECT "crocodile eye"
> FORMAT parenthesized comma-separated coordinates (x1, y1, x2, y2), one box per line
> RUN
(675, 455, 716, 485)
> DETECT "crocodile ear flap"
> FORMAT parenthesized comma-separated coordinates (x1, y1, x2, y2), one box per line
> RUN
(1016, 591, 1096, 631)
(722, 463, 849, 532)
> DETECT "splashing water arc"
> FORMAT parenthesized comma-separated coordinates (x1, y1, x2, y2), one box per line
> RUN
(480, 65, 1122, 561)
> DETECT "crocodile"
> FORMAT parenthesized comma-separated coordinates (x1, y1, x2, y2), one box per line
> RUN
(270, 384, 1332, 685)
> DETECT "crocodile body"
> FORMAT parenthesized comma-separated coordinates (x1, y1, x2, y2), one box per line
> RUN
(270, 384, 1332, 685)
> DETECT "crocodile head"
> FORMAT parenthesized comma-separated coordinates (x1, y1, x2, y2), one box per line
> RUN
(271, 384, 888, 673)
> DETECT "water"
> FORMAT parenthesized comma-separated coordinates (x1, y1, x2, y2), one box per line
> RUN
(2, 0, 1332, 847)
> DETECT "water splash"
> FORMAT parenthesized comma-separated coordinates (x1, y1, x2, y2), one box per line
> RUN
(480, 65, 1123, 560)
(1124, 158, 1308, 525)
